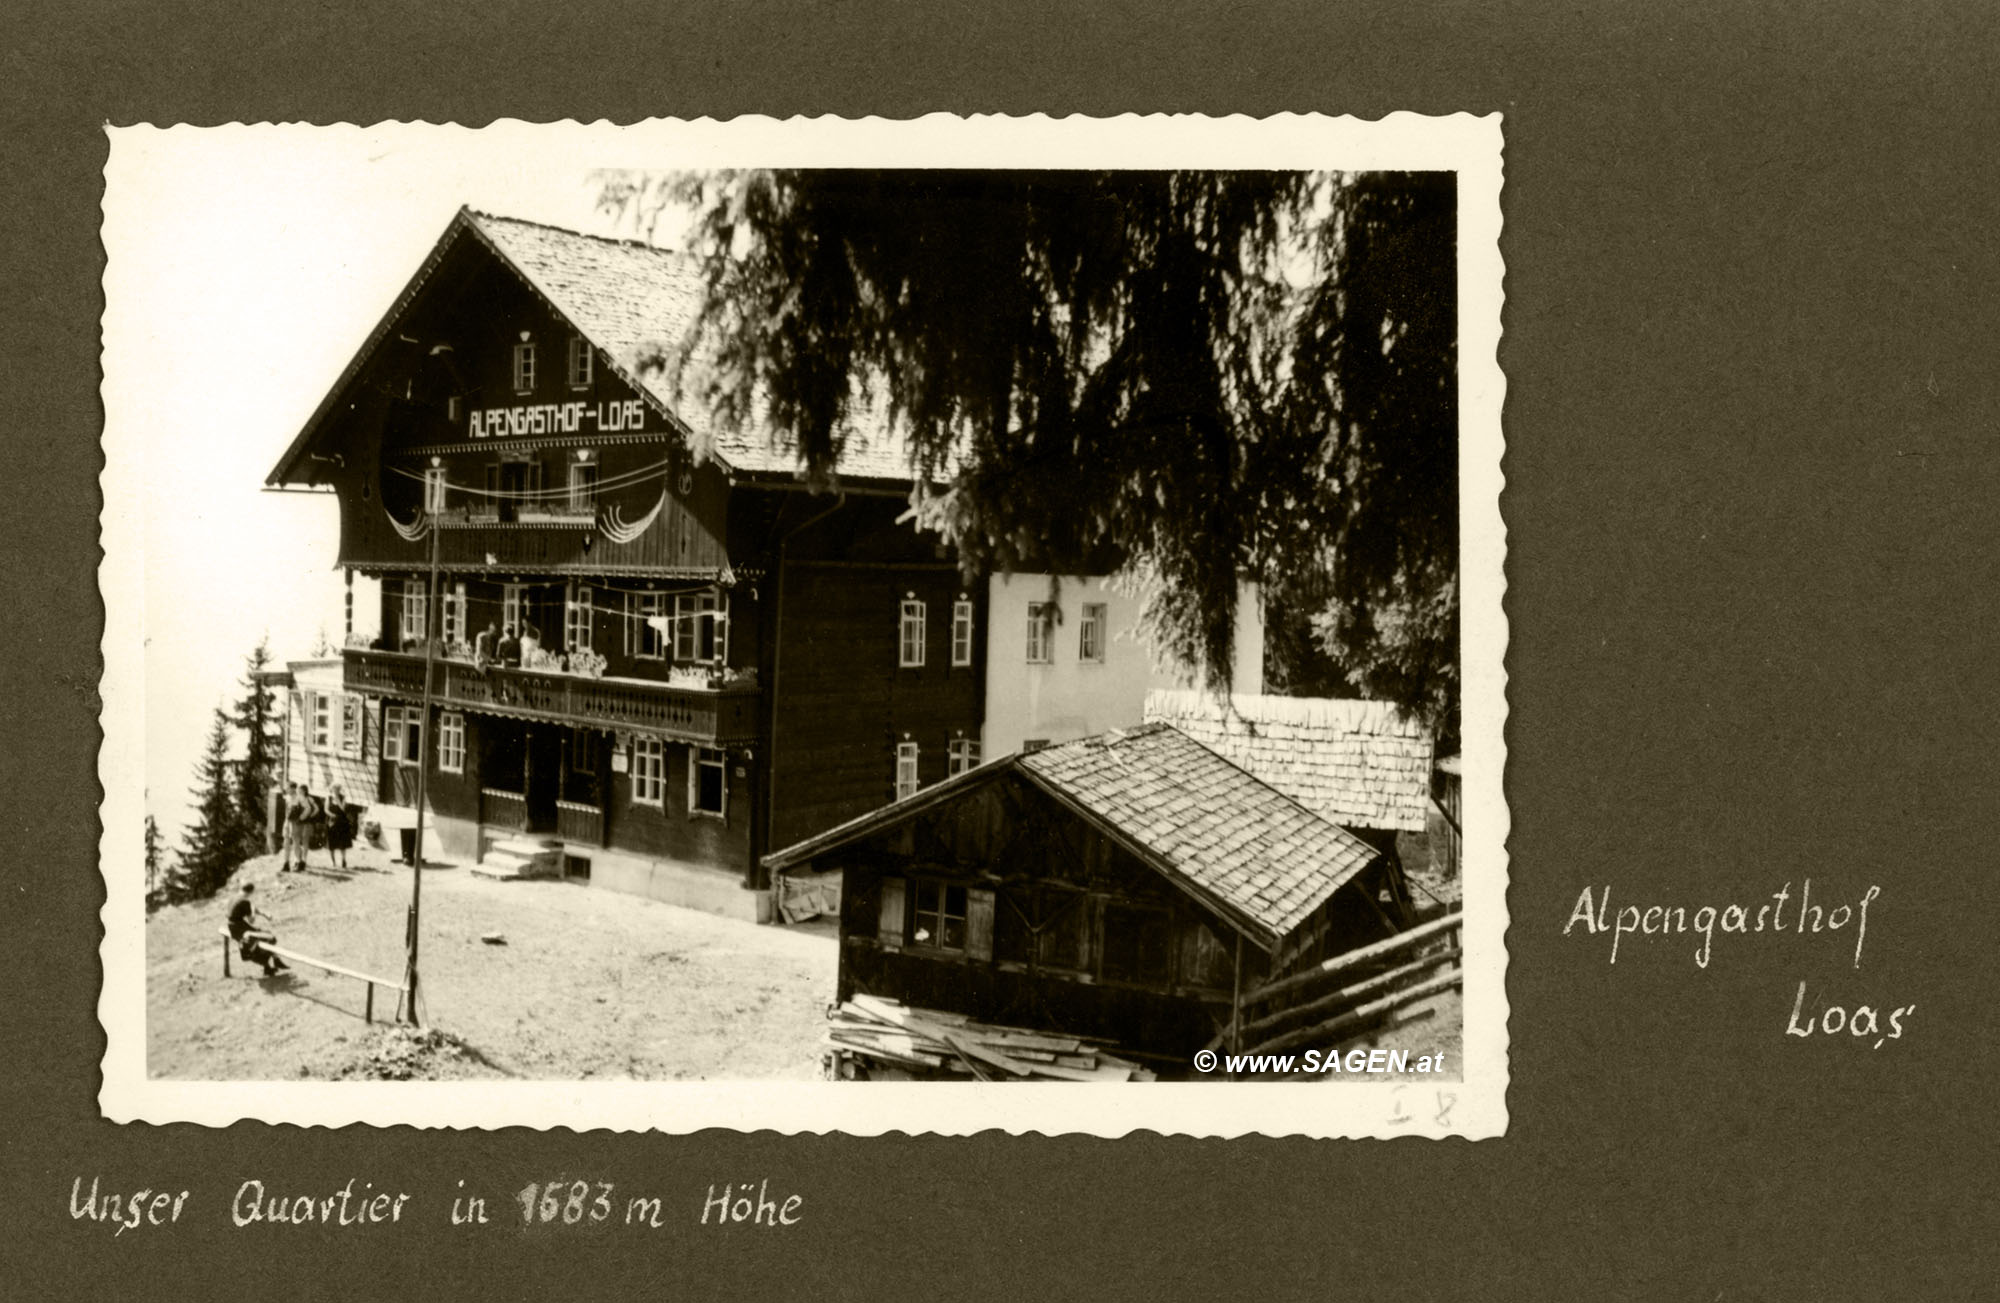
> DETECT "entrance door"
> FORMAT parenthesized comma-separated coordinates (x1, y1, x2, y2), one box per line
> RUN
(523, 725, 561, 833)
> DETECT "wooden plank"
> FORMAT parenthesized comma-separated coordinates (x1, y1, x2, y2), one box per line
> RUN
(262, 945, 408, 993)
(1239, 950, 1458, 1042)
(1243, 968, 1462, 1059)
(1241, 912, 1461, 1007)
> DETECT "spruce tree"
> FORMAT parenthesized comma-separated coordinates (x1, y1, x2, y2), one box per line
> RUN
(179, 707, 243, 899)
(233, 638, 281, 858)
(143, 812, 165, 908)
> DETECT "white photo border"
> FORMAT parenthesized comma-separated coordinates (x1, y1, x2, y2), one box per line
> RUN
(99, 113, 1508, 1137)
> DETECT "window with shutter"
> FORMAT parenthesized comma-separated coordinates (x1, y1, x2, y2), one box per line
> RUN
(878, 877, 906, 950)
(966, 889, 996, 961)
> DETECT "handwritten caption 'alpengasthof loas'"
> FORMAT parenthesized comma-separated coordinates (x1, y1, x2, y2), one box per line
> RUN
(1563, 880, 1914, 1048)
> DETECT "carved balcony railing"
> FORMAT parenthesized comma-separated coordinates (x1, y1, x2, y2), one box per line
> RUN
(344, 648, 760, 744)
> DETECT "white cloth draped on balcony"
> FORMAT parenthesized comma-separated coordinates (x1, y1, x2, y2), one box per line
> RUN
(600, 484, 667, 544)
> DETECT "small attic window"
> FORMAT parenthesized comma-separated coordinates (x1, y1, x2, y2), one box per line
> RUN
(567, 335, 592, 388)
(513, 341, 536, 393)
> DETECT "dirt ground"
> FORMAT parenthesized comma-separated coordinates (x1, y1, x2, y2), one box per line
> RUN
(148, 844, 837, 1081)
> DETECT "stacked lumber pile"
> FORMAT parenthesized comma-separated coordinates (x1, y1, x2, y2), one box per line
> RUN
(824, 994, 1156, 1082)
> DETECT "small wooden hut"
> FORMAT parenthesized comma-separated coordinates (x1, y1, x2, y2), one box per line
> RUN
(766, 723, 1415, 1061)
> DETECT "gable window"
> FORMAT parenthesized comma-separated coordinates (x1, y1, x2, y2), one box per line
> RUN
(423, 466, 448, 514)
(567, 335, 593, 388)
(912, 880, 968, 951)
(628, 591, 665, 659)
(308, 691, 332, 752)
(951, 598, 975, 666)
(948, 736, 980, 776)
(567, 461, 600, 509)
(512, 341, 536, 393)
(1078, 602, 1107, 664)
(442, 581, 468, 646)
(400, 579, 428, 647)
(437, 711, 466, 774)
(631, 737, 665, 806)
(1026, 602, 1055, 663)
(689, 746, 727, 818)
(340, 694, 363, 757)
(673, 591, 724, 663)
(501, 583, 523, 638)
(1022, 738, 1051, 753)
(894, 741, 921, 800)
(899, 598, 926, 668)
(565, 583, 593, 654)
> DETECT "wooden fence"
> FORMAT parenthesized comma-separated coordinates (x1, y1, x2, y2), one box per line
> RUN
(1233, 911, 1462, 1057)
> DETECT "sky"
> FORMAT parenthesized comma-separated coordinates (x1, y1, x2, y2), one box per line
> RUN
(106, 125, 670, 844)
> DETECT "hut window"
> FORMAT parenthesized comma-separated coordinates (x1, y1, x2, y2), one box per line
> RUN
(567, 335, 593, 388)
(689, 746, 727, 818)
(1099, 902, 1173, 985)
(912, 879, 967, 952)
(1025, 602, 1055, 663)
(894, 742, 921, 800)
(1078, 602, 1107, 663)
(951, 599, 975, 666)
(899, 599, 927, 667)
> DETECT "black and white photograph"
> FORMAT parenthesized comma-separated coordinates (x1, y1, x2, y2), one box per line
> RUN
(99, 116, 1506, 1136)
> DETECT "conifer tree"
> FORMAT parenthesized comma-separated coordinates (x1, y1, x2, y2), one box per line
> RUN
(233, 638, 281, 858)
(179, 707, 242, 899)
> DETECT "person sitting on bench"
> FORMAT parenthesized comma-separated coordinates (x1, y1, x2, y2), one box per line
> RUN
(227, 882, 289, 976)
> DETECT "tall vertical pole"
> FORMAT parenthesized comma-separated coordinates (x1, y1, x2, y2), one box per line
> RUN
(404, 471, 442, 1025)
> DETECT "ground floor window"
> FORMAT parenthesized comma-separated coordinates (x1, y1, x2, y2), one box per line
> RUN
(340, 693, 364, 756)
(382, 704, 422, 766)
(631, 737, 665, 806)
(438, 711, 466, 774)
(689, 745, 727, 818)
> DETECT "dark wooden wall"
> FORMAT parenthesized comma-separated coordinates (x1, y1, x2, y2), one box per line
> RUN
(827, 772, 1280, 1057)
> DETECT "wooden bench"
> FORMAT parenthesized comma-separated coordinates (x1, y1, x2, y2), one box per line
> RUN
(218, 928, 408, 1024)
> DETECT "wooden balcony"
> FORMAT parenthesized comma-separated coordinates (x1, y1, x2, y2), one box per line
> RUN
(344, 648, 760, 744)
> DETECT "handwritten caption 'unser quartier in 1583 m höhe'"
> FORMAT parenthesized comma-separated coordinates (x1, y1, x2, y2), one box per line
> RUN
(68, 1177, 804, 1237)
(1562, 880, 1913, 1048)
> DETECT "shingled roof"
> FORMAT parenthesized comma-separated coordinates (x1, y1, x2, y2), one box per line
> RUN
(468, 211, 916, 481)
(268, 207, 917, 487)
(766, 723, 1381, 952)
(1143, 690, 1434, 834)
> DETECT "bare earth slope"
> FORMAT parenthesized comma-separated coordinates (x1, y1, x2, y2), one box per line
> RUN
(148, 847, 836, 1082)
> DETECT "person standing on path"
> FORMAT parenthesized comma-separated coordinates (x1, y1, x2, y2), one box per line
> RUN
(325, 784, 354, 871)
(283, 782, 312, 873)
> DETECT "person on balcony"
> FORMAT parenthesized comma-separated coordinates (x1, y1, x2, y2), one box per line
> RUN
(520, 621, 542, 663)
(496, 624, 521, 668)
(474, 620, 497, 671)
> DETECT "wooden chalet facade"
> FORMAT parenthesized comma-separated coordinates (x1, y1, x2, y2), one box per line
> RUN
(266, 208, 985, 916)
(765, 723, 1415, 1059)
